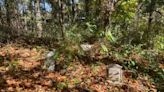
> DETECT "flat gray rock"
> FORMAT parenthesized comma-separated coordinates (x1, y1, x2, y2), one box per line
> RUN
(46, 50, 56, 58)
(80, 43, 93, 51)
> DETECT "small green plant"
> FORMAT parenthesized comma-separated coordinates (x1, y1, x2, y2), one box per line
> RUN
(100, 44, 108, 55)
(8, 60, 19, 70)
(154, 35, 164, 50)
(57, 82, 68, 90)
(123, 60, 138, 70)
(0, 56, 4, 62)
(86, 22, 97, 33)
(105, 29, 116, 43)
(72, 78, 81, 85)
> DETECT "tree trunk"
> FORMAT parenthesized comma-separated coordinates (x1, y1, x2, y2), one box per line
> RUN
(71, 0, 75, 22)
(58, 0, 65, 40)
(85, 0, 89, 19)
(0, 5, 4, 25)
(5, 0, 12, 26)
(35, 0, 43, 38)
(143, 0, 156, 48)
(28, 0, 35, 31)
(101, 0, 115, 29)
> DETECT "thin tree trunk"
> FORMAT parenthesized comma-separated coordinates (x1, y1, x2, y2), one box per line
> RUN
(95, 0, 101, 17)
(5, 0, 11, 26)
(71, 0, 75, 22)
(43, 0, 46, 11)
(35, 0, 43, 38)
(134, 2, 142, 31)
(144, 0, 155, 48)
(95, 0, 101, 30)
(0, 5, 4, 25)
(147, 12, 153, 46)
(22, 4, 28, 31)
(85, 0, 89, 19)
(58, 0, 64, 40)
(28, 0, 34, 31)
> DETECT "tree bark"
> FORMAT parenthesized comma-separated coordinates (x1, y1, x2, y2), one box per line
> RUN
(85, 0, 89, 20)
(58, 0, 64, 40)
(71, 0, 75, 22)
(35, 0, 43, 38)
(101, 0, 116, 29)
(5, 0, 12, 26)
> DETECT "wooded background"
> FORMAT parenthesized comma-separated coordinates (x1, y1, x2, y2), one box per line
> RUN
(0, 0, 163, 49)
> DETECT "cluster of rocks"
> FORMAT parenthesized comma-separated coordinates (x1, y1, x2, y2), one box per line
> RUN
(43, 44, 123, 85)
(43, 43, 94, 72)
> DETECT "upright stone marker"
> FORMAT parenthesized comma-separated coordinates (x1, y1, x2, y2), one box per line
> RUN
(43, 50, 56, 71)
(108, 64, 123, 85)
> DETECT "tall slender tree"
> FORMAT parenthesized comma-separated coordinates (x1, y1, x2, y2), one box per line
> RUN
(35, 0, 43, 37)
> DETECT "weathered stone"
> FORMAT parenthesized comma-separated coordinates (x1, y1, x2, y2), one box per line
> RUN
(47, 60, 55, 71)
(107, 64, 123, 85)
(80, 43, 93, 51)
(43, 50, 56, 71)
(46, 50, 55, 58)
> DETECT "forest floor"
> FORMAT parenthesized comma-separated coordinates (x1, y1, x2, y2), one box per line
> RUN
(0, 44, 163, 92)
